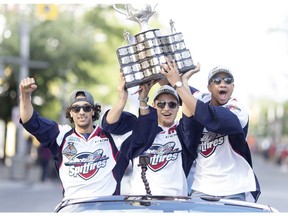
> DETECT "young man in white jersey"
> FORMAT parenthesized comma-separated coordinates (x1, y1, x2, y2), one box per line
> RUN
(102, 72, 203, 196)
(19, 77, 154, 202)
(159, 60, 261, 202)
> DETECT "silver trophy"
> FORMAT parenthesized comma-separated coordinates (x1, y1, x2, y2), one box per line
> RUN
(114, 4, 195, 89)
(113, 4, 157, 32)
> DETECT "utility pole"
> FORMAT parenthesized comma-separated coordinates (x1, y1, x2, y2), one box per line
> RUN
(0, 7, 48, 180)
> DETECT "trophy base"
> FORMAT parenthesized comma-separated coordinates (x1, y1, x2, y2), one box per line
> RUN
(117, 29, 195, 89)
(125, 74, 163, 89)
(124, 64, 195, 89)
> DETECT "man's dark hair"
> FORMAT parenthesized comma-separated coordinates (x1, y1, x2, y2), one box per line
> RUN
(65, 104, 101, 123)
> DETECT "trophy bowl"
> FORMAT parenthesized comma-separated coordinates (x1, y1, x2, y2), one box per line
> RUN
(113, 4, 157, 32)
(114, 4, 195, 89)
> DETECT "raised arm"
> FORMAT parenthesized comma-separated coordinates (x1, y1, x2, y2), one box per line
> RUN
(19, 77, 37, 123)
(137, 79, 156, 116)
(160, 59, 200, 117)
(105, 72, 129, 124)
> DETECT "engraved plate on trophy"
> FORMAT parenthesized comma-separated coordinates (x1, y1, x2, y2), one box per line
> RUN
(113, 4, 195, 89)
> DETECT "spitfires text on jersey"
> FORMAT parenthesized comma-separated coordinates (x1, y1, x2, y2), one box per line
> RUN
(145, 142, 181, 172)
(65, 149, 109, 180)
(198, 132, 225, 158)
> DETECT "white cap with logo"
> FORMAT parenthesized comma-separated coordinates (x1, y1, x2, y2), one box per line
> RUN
(208, 65, 234, 84)
(153, 85, 179, 102)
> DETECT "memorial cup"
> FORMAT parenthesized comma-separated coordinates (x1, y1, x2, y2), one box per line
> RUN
(114, 4, 195, 89)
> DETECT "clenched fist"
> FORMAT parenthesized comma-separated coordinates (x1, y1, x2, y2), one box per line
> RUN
(19, 77, 37, 94)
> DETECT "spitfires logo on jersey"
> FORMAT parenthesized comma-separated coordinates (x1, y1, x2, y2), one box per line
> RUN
(145, 142, 181, 172)
(198, 132, 225, 157)
(63, 142, 78, 160)
(64, 148, 109, 180)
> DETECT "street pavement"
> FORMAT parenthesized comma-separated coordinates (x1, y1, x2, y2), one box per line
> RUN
(252, 152, 288, 212)
(0, 162, 62, 212)
(0, 153, 287, 212)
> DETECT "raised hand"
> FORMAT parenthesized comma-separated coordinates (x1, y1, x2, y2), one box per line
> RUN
(180, 62, 200, 84)
(19, 77, 37, 94)
(139, 80, 156, 99)
(118, 72, 128, 102)
(19, 77, 37, 123)
(160, 57, 181, 87)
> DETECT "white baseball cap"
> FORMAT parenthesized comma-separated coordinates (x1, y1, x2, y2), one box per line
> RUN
(208, 65, 234, 84)
(153, 85, 179, 102)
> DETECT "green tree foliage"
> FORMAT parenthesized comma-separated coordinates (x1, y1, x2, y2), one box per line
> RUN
(0, 5, 128, 122)
(0, 4, 164, 123)
(0, 67, 18, 122)
(0, 7, 20, 122)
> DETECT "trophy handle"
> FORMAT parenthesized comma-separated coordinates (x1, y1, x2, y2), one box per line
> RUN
(152, 4, 158, 13)
(113, 4, 129, 17)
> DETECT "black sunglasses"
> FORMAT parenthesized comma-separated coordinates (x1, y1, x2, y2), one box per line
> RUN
(211, 77, 233, 85)
(156, 101, 178, 109)
(71, 105, 93, 113)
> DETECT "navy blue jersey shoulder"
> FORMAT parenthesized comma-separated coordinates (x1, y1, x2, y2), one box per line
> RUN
(102, 107, 160, 159)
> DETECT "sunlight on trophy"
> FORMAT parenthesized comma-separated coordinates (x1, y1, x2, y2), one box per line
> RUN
(114, 3, 195, 89)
